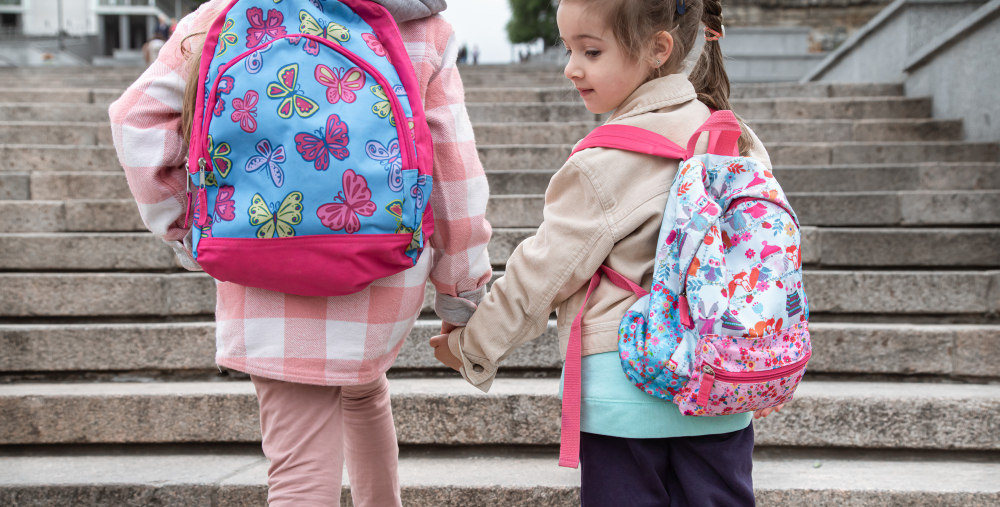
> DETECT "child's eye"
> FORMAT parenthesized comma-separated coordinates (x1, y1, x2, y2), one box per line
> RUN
(585, 49, 601, 58)
(563, 47, 572, 56)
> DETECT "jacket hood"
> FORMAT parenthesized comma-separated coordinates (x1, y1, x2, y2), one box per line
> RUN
(371, 0, 447, 22)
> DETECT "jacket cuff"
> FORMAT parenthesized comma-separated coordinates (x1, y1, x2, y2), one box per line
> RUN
(447, 327, 496, 392)
(168, 236, 202, 272)
(435, 286, 485, 325)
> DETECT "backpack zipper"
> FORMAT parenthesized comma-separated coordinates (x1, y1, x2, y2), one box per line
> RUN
(696, 351, 811, 407)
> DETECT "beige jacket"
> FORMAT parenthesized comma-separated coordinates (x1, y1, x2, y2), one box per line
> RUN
(447, 74, 772, 392)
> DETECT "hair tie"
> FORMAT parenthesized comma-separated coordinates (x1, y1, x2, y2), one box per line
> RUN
(677, 0, 686, 15)
(705, 25, 724, 41)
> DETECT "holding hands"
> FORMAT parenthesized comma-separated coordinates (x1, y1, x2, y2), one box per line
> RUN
(429, 322, 462, 372)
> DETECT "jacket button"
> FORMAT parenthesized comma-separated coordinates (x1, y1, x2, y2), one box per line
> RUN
(472, 364, 484, 373)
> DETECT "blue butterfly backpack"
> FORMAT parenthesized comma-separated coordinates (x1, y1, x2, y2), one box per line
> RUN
(185, 0, 434, 296)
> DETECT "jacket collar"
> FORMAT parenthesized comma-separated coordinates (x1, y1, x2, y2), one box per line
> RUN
(608, 73, 698, 122)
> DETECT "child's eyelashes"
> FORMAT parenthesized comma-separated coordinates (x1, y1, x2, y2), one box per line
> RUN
(585, 49, 601, 58)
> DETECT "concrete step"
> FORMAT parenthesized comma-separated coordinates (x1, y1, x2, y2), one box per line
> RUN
(0, 103, 110, 123)
(2, 189, 997, 233)
(2, 320, 997, 378)
(485, 191, 1000, 228)
(489, 227, 1000, 269)
(477, 142, 1000, 169)
(4, 227, 998, 273)
(0, 83, 905, 108)
(0, 122, 112, 145)
(487, 163, 1000, 195)
(0, 89, 95, 104)
(0, 117, 962, 149)
(0, 270, 996, 318)
(470, 119, 962, 145)
(4, 449, 996, 507)
(464, 98, 933, 123)
(1, 379, 998, 450)
(10, 162, 993, 204)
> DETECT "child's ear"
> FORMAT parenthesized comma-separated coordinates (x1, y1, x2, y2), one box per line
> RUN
(652, 30, 674, 70)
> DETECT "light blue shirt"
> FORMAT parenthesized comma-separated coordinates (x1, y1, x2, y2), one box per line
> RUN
(564, 352, 752, 439)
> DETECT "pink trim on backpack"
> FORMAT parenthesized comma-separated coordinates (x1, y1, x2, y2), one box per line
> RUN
(197, 232, 418, 297)
(560, 265, 647, 469)
(189, 0, 240, 175)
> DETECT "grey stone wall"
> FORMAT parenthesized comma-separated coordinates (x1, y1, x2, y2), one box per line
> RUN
(905, 5, 1000, 141)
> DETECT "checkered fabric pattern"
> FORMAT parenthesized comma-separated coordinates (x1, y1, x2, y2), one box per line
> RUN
(109, 0, 492, 386)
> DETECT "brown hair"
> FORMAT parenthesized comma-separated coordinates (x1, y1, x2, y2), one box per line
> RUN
(561, 0, 753, 155)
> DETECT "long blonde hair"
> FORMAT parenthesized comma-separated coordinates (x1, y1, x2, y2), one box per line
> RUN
(561, 0, 753, 155)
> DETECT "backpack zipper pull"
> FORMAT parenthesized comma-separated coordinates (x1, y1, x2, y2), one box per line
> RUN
(678, 290, 694, 329)
(697, 364, 715, 407)
(198, 158, 207, 187)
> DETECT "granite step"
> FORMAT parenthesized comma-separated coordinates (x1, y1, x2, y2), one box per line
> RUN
(476, 142, 1000, 169)
(2, 190, 997, 234)
(3, 448, 996, 507)
(0, 122, 113, 145)
(485, 164, 1000, 195)
(2, 140, 996, 174)
(0, 117, 962, 149)
(0, 270, 996, 318)
(484, 191, 1000, 228)
(0, 83, 905, 108)
(6, 162, 996, 203)
(4, 227, 998, 273)
(2, 320, 997, 378)
(470, 119, 964, 145)
(1, 379, 998, 450)
(462, 83, 906, 103)
(464, 97, 933, 123)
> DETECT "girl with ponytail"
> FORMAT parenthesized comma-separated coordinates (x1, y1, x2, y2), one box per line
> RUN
(430, 0, 773, 503)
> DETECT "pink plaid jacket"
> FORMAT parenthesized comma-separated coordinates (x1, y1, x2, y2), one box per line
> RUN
(109, 0, 492, 386)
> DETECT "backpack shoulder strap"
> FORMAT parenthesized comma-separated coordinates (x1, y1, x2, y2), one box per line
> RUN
(568, 124, 687, 160)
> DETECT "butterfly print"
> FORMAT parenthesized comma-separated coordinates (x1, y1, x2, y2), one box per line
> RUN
(231, 90, 259, 133)
(308, 0, 326, 11)
(217, 76, 235, 94)
(248, 191, 303, 238)
(298, 10, 350, 56)
(365, 138, 402, 191)
(206, 135, 232, 178)
(362, 33, 391, 63)
(410, 175, 429, 210)
(245, 139, 286, 188)
(385, 199, 423, 257)
(245, 7, 286, 47)
(315, 65, 365, 104)
(214, 185, 236, 222)
(294, 114, 350, 171)
(266, 63, 320, 119)
(216, 18, 238, 56)
(213, 98, 226, 117)
(317, 169, 376, 234)
(370, 84, 405, 126)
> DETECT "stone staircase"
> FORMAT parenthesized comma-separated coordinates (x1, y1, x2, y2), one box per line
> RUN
(1, 65, 999, 505)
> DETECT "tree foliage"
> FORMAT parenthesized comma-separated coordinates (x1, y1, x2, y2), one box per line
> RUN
(506, 0, 560, 47)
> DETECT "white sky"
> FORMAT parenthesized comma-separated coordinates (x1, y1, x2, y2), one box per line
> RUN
(439, 0, 515, 63)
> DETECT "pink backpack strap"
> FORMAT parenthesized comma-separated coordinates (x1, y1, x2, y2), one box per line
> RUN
(685, 109, 742, 159)
(568, 124, 686, 160)
(560, 265, 648, 468)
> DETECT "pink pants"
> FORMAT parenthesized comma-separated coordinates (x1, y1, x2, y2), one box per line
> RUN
(251, 374, 402, 507)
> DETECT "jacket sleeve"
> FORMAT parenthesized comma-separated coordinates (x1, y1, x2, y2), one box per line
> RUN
(107, 2, 216, 271)
(446, 158, 615, 392)
(422, 24, 493, 325)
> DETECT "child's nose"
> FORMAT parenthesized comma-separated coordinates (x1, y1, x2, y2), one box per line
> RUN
(564, 58, 582, 81)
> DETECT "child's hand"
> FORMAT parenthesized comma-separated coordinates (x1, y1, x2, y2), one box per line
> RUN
(429, 334, 462, 371)
(754, 404, 784, 419)
(441, 322, 457, 335)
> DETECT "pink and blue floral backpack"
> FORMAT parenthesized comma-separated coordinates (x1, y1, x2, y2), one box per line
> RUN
(560, 110, 811, 467)
(185, 0, 433, 296)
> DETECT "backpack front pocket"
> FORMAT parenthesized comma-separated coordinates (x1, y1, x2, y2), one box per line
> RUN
(674, 321, 811, 416)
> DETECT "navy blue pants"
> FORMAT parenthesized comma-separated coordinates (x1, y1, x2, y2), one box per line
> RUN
(579, 424, 755, 507)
